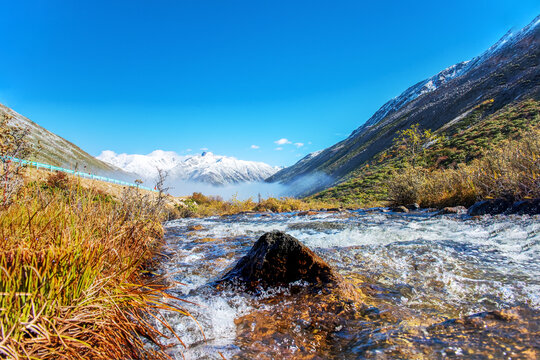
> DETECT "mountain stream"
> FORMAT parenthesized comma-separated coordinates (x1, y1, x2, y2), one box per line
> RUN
(156, 210, 540, 359)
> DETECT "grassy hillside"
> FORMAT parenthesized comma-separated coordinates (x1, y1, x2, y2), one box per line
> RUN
(309, 99, 540, 207)
(269, 21, 539, 195)
(0, 103, 129, 177)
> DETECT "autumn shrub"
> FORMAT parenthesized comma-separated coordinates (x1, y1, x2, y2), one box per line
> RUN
(471, 128, 539, 200)
(388, 127, 540, 207)
(387, 165, 426, 205)
(417, 166, 478, 207)
(45, 170, 70, 189)
(191, 191, 212, 205)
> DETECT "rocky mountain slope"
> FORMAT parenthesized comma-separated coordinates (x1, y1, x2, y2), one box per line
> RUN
(97, 150, 279, 186)
(0, 103, 129, 178)
(268, 15, 540, 196)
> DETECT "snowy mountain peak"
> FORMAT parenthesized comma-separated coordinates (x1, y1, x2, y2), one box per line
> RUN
(350, 15, 540, 138)
(96, 150, 279, 186)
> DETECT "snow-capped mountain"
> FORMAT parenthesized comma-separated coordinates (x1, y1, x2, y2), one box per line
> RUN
(97, 150, 280, 186)
(353, 15, 540, 136)
(268, 15, 540, 194)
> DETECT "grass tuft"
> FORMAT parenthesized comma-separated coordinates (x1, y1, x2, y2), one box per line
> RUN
(0, 178, 188, 359)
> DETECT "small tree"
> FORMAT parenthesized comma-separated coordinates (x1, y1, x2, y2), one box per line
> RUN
(0, 113, 32, 207)
(154, 167, 171, 211)
(393, 123, 440, 166)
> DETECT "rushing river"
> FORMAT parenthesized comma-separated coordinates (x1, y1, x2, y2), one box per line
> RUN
(157, 210, 540, 359)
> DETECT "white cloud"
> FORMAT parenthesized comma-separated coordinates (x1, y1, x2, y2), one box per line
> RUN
(250, 145, 260, 149)
(200, 147, 209, 151)
(186, 148, 192, 152)
(294, 142, 304, 148)
(275, 147, 283, 151)
(274, 138, 291, 145)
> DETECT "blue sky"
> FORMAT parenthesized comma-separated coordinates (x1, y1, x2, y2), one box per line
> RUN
(1, 1, 539, 166)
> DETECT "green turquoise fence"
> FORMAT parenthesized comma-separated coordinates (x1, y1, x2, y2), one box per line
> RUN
(2, 156, 157, 192)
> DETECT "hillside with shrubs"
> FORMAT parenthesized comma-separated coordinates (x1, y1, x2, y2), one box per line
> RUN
(310, 99, 540, 208)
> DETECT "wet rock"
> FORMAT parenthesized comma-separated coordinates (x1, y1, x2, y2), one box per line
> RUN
(220, 231, 354, 296)
(325, 207, 343, 212)
(506, 199, 540, 215)
(390, 206, 409, 213)
(405, 203, 420, 211)
(187, 224, 204, 231)
(438, 206, 467, 215)
(467, 199, 512, 216)
(297, 210, 319, 216)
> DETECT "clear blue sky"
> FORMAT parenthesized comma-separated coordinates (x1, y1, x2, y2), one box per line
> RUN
(1, 1, 539, 166)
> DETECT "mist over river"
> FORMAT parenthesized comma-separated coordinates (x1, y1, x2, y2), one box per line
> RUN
(156, 210, 540, 359)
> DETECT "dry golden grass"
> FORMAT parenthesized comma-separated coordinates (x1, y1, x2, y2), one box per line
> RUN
(178, 192, 340, 217)
(22, 167, 157, 199)
(0, 175, 189, 359)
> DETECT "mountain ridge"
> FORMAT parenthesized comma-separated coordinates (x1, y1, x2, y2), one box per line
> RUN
(0, 103, 132, 179)
(268, 15, 540, 196)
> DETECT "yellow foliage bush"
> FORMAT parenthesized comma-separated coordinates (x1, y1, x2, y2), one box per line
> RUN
(388, 128, 540, 208)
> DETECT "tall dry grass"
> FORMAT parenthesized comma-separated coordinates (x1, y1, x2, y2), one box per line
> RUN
(388, 128, 540, 208)
(0, 177, 188, 359)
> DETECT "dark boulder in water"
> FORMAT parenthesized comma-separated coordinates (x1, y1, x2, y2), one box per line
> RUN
(467, 199, 512, 216)
(468, 199, 540, 216)
(506, 199, 540, 215)
(220, 231, 356, 299)
(221, 231, 337, 287)
(219, 231, 362, 357)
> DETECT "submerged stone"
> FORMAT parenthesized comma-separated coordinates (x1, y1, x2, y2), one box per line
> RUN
(296, 210, 319, 216)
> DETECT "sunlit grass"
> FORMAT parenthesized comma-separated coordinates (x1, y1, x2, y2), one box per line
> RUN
(388, 127, 540, 207)
(0, 179, 187, 359)
(312, 99, 539, 207)
(178, 191, 342, 217)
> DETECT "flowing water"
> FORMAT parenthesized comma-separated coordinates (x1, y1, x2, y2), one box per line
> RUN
(157, 210, 540, 359)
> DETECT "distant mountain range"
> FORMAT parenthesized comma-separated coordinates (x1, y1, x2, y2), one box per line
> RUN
(97, 150, 279, 186)
(0, 104, 279, 187)
(268, 15, 540, 196)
